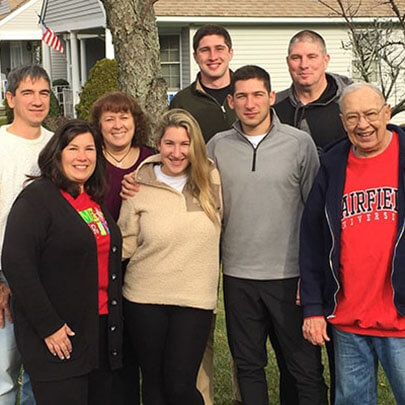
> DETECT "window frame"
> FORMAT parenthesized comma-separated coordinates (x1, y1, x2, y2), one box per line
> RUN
(159, 34, 182, 92)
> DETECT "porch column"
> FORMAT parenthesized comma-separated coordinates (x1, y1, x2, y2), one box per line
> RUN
(41, 41, 52, 78)
(70, 31, 80, 116)
(80, 38, 87, 86)
(105, 28, 115, 59)
(66, 37, 72, 85)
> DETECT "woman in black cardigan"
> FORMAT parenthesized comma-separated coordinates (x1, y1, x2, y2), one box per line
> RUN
(1, 120, 122, 405)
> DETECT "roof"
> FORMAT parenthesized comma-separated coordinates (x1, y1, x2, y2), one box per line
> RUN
(154, 0, 405, 18)
(0, 0, 30, 20)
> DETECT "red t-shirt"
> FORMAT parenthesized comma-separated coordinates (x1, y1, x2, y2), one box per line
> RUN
(330, 131, 405, 336)
(61, 190, 111, 315)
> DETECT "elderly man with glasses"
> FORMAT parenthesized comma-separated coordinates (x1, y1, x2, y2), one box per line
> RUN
(300, 81, 405, 405)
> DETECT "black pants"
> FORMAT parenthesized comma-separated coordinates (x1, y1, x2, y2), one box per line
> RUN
(112, 322, 140, 405)
(31, 316, 116, 405)
(223, 275, 328, 405)
(124, 299, 213, 405)
(270, 316, 335, 405)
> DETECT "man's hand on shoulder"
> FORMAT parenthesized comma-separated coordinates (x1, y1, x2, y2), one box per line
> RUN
(120, 171, 140, 200)
(0, 281, 13, 327)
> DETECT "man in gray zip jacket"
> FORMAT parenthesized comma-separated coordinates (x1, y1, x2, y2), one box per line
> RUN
(207, 65, 327, 405)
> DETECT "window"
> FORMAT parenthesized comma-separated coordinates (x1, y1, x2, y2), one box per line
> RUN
(159, 35, 181, 91)
(10, 41, 39, 69)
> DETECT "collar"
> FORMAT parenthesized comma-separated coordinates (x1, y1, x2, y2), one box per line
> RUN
(232, 108, 280, 139)
(287, 72, 348, 108)
(194, 71, 233, 94)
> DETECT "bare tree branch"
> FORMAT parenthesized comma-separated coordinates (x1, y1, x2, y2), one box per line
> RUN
(319, 0, 405, 116)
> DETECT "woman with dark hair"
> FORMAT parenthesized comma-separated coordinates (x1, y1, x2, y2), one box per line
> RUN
(90, 91, 154, 221)
(90, 91, 154, 405)
(1, 120, 122, 405)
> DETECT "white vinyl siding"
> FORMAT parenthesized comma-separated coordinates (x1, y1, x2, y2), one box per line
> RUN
(180, 27, 190, 88)
(0, 0, 43, 40)
(43, 0, 105, 31)
(187, 24, 405, 124)
(189, 24, 352, 92)
(0, 1, 10, 15)
(49, 47, 67, 81)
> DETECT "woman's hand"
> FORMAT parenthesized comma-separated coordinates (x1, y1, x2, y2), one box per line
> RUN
(44, 323, 75, 360)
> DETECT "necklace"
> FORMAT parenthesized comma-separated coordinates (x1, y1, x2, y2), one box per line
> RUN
(104, 147, 132, 168)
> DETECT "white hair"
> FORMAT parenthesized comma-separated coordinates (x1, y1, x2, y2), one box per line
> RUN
(339, 82, 385, 111)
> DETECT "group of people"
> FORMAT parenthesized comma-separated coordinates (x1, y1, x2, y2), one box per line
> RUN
(0, 23, 404, 405)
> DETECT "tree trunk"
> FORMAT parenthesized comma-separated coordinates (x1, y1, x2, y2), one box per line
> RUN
(100, 0, 168, 134)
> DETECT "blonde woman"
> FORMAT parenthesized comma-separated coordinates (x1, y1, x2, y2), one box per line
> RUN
(118, 109, 222, 405)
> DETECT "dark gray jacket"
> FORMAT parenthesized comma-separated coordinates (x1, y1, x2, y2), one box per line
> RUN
(275, 73, 352, 151)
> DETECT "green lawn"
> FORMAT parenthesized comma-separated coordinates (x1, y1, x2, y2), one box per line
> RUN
(213, 280, 396, 405)
(17, 281, 397, 404)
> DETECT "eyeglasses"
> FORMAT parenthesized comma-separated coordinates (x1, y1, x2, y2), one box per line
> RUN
(343, 104, 386, 126)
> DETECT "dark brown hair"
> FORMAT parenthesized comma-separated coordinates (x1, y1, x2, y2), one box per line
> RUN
(230, 65, 271, 95)
(90, 91, 150, 147)
(193, 25, 232, 52)
(7, 65, 50, 95)
(38, 119, 107, 203)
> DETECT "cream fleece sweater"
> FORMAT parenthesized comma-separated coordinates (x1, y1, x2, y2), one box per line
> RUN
(118, 155, 222, 310)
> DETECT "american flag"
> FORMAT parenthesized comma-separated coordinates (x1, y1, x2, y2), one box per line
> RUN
(42, 26, 64, 55)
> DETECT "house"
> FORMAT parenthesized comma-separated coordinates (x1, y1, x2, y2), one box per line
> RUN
(0, 0, 64, 102)
(0, 0, 41, 100)
(39, 0, 405, 122)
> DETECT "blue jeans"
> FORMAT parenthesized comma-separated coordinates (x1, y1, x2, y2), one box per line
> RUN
(0, 275, 36, 404)
(21, 371, 36, 405)
(332, 326, 405, 405)
(0, 316, 21, 405)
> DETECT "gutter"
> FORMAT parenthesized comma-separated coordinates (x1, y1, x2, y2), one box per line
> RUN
(156, 16, 397, 24)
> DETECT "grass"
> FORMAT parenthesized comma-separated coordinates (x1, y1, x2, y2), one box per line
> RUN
(213, 280, 396, 405)
(16, 281, 397, 404)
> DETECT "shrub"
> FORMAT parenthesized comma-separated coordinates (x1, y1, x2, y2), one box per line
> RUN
(49, 89, 61, 116)
(3, 97, 13, 124)
(52, 78, 69, 86)
(75, 58, 118, 120)
(43, 115, 69, 132)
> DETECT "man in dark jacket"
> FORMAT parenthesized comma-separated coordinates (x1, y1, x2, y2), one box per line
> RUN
(170, 24, 237, 404)
(170, 24, 236, 143)
(275, 30, 351, 151)
(275, 30, 350, 403)
(300, 82, 405, 404)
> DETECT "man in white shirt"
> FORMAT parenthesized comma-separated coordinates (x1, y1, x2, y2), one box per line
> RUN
(0, 65, 53, 405)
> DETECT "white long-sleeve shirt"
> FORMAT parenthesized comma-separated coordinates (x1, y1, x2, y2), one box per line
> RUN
(0, 125, 53, 272)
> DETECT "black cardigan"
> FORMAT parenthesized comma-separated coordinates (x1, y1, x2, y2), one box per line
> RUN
(2, 178, 123, 382)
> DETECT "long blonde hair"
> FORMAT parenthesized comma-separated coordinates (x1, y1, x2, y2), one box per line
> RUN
(156, 109, 220, 225)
